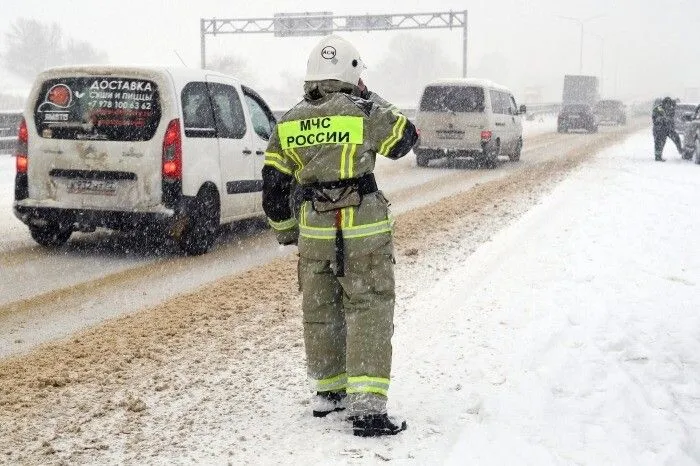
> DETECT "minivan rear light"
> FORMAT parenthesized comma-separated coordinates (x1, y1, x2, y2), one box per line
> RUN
(15, 118, 28, 174)
(162, 119, 182, 180)
(480, 130, 492, 142)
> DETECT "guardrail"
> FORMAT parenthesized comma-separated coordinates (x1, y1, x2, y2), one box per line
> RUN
(524, 103, 561, 119)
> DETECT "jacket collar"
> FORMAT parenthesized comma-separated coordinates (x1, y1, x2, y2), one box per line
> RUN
(303, 80, 361, 101)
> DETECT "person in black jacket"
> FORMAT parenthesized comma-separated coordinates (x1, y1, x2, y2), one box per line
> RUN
(652, 97, 682, 162)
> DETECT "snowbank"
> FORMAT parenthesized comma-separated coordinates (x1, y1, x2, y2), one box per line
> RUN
(398, 132, 700, 464)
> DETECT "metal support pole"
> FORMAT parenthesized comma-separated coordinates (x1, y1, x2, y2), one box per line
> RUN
(600, 38, 604, 94)
(579, 23, 584, 74)
(462, 10, 468, 77)
(200, 19, 206, 69)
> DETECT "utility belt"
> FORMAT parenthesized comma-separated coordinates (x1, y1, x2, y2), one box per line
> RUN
(300, 173, 378, 278)
(301, 173, 377, 210)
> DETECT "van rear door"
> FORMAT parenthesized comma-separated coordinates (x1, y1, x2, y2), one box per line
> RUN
(30, 72, 166, 212)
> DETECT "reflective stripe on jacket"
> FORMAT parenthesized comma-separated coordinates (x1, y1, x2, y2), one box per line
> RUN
(262, 80, 417, 260)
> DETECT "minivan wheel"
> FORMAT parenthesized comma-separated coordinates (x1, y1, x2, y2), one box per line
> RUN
(483, 140, 500, 168)
(29, 223, 72, 247)
(509, 137, 522, 162)
(178, 188, 220, 255)
(416, 150, 431, 167)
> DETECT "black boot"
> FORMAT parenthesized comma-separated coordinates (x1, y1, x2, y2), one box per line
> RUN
(655, 156, 666, 162)
(312, 391, 346, 417)
(350, 413, 407, 437)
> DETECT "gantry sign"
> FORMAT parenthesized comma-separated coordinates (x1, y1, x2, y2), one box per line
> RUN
(200, 10, 469, 77)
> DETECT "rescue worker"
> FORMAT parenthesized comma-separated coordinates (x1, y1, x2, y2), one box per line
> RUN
(261, 34, 418, 437)
(652, 97, 682, 162)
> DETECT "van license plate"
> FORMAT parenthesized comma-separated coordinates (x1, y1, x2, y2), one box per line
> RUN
(67, 179, 117, 195)
(436, 130, 465, 140)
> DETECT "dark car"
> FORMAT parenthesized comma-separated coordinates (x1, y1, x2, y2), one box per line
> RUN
(558, 104, 598, 133)
(594, 99, 627, 125)
(0, 111, 23, 154)
(680, 104, 700, 163)
(674, 103, 698, 136)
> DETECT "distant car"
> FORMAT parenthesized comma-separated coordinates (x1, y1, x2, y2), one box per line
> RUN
(680, 104, 700, 164)
(674, 103, 698, 136)
(0, 111, 23, 154)
(593, 99, 627, 125)
(557, 104, 598, 133)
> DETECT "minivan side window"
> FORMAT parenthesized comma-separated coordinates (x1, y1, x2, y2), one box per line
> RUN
(509, 95, 518, 115)
(242, 86, 276, 141)
(181, 82, 216, 138)
(490, 90, 507, 115)
(207, 83, 246, 139)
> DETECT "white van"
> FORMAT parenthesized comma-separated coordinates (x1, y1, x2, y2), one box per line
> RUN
(13, 66, 277, 254)
(413, 78, 526, 167)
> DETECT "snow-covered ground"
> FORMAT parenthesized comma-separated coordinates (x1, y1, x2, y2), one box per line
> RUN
(393, 131, 700, 464)
(523, 113, 557, 136)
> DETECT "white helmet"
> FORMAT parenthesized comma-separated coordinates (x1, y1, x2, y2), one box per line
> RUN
(305, 34, 366, 85)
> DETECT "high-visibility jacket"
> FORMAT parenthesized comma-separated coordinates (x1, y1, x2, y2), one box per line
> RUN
(262, 80, 418, 261)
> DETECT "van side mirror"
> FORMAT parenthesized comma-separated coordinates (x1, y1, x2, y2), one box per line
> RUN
(519, 105, 527, 115)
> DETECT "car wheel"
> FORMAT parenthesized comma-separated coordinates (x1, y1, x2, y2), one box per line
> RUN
(29, 223, 72, 247)
(415, 149, 431, 167)
(682, 146, 693, 160)
(509, 137, 522, 162)
(178, 187, 220, 255)
(557, 124, 567, 133)
(483, 140, 500, 168)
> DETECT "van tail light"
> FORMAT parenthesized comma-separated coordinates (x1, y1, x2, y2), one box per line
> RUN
(162, 119, 182, 180)
(480, 130, 492, 142)
(15, 118, 28, 174)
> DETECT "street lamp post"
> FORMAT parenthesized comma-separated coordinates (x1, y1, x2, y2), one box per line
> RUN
(556, 14, 605, 74)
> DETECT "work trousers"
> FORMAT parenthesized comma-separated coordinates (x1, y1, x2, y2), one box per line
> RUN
(653, 127, 682, 158)
(299, 244, 395, 416)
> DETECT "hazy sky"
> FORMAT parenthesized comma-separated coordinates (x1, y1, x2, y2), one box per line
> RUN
(1, 0, 699, 105)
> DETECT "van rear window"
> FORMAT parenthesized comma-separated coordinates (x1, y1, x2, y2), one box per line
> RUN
(34, 77, 161, 141)
(420, 86, 484, 113)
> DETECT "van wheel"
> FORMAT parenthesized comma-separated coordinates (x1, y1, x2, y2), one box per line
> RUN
(29, 223, 72, 247)
(509, 137, 522, 161)
(416, 150, 431, 167)
(178, 187, 220, 255)
(484, 140, 500, 168)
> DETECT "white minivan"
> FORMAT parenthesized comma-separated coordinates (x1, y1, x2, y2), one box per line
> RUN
(13, 66, 277, 254)
(413, 78, 526, 167)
